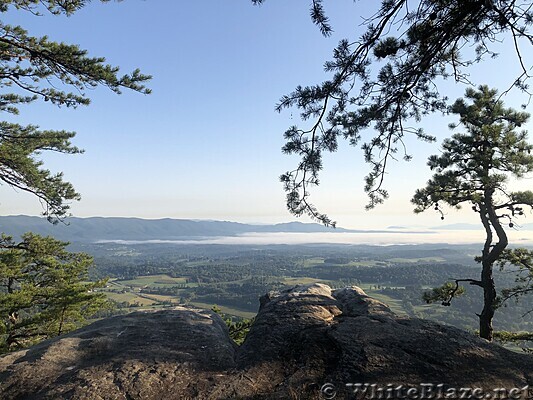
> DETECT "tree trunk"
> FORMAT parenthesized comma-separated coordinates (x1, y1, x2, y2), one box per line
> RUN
(477, 190, 508, 341)
(58, 306, 66, 336)
(479, 260, 496, 341)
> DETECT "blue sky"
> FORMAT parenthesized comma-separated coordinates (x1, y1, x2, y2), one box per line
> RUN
(1, 0, 532, 230)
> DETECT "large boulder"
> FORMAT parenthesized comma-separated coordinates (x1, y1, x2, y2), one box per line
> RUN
(1, 284, 532, 399)
(234, 284, 533, 398)
(0, 307, 236, 399)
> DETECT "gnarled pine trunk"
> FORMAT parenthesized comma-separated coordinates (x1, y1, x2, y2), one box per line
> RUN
(478, 191, 508, 341)
(479, 259, 497, 341)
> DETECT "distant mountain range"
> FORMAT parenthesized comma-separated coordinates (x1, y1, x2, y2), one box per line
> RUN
(5, 216, 518, 244)
(0, 215, 359, 242)
(0, 216, 444, 243)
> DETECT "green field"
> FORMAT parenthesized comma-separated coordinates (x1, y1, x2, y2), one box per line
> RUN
(105, 291, 158, 306)
(102, 275, 186, 308)
(116, 274, 187, 287)
(344, 260, 382, 267)
(300, 257, 325, 267)
(365, 290, 407, 315)
(190, 301, 256, 319)
(281, 277, 333, 285)
(142, 293, 180, 303)
(388, 257, 446, 263)
(103, 274, 257, 318)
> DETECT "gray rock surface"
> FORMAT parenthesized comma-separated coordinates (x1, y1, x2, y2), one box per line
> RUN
(1, 284, 532, 399)
(0, 308, 236, 399)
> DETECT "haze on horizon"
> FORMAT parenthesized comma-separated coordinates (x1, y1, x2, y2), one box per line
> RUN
(98, 230, 533, 247)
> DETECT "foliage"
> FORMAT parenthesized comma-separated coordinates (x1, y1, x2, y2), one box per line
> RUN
(253, 0, 532, 225)
(0, 124, 82, 222)
(493, 330, 533, 353)
(412, 86, 533, 340)
(496, 248, 533, 305)
(0, 233, 109, 352)
(212, 305, 254, 345)
(423, 281, 466, 306)
(0, 0, 150, 221)
(412, 88, 532, 216)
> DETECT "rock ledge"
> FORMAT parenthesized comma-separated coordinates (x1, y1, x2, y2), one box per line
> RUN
(1, 284, 532, 399)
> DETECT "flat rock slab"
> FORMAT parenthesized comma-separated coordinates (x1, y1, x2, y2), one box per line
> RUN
(1, 284, 532, 399)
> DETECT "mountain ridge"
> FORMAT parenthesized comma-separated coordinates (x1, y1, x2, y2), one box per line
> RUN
(0, 215, 354, 242)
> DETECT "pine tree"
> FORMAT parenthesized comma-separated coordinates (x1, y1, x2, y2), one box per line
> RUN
(412, 86, 533, 341)
(0, 232, 108, 352)
(253, 0, 532, 225)
(0, 1, 150, 221)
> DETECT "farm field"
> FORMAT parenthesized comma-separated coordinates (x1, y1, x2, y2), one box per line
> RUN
(116, 274, 188, 287)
